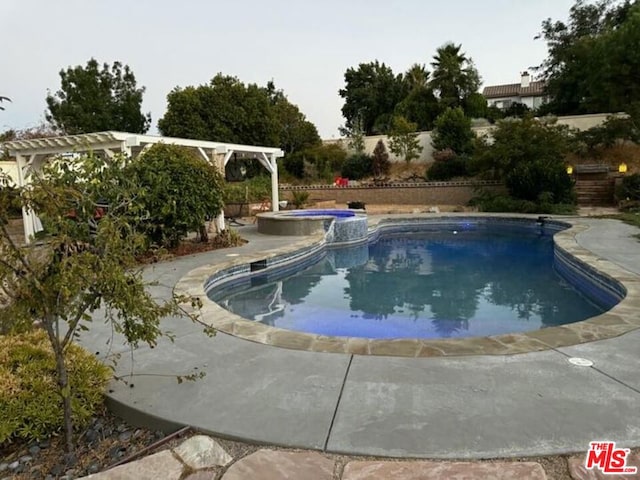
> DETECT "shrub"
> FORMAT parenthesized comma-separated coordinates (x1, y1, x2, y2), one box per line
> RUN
(471, 192, 576, 214)
(471, 116, 575, 181)
(616, 173, 640, 201)
(224, 175, 271, 204)
(127, 144, 224, 247)
(282, 144, 347, 181)
(426, 150, 468, 180)
(283, 154, 304, 178)
(505, 160, 574, 203)
(0, 330, 111, 444)
(291, 191, 309, 208)
(341, 153, 373, 180)
(371, 139, 391, 178)
(388, 116, 423, 164)
(471, 116, 577, 205)
(0, 185, 22, 218)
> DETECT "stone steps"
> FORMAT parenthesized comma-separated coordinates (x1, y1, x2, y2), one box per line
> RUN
(575, 179, 615, 206)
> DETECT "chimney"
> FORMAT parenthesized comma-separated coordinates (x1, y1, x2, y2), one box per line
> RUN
(521, 71, 530, 88)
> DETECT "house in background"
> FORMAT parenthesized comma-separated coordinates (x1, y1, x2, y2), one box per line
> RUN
(482, 72, 547, 110)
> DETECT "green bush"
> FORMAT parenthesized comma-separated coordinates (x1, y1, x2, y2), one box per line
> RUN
(341, 153, 373, 180)
(469, 116, 576, 205)
(427, 150, 468, 181)
(0, 185, 22, 218)
(283, 154, 304, 178)
(505, 160, 574, 203)
(471, 192, 576, 214)
(126, 144, 224, 247)
(291, 191, 309, 208)
(0, 330, 111, 444)
(616, 173, 640, 201)
(282, 143, 347, 181)
(371, 139, 391, 178)
(224, 175, 271, 203)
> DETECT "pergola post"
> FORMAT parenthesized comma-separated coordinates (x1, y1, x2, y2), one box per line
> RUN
(213, 147, 228, 232)
(270, 153, 279, 212)
(15, 154, 35, 244)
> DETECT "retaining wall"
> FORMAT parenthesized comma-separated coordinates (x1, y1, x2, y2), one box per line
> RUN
(280, 181, 505, 206)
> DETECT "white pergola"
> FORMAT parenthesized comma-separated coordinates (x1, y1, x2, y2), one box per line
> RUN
(1, 131, 284, 243)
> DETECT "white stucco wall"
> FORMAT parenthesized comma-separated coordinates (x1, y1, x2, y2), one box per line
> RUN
(325, 112, 614, 163)
(0, 160, 18, 185)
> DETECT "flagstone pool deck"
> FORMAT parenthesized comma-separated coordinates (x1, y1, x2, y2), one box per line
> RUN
(78, 214, 640, 460)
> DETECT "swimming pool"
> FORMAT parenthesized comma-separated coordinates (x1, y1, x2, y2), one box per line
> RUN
(209, 220, 620, 339)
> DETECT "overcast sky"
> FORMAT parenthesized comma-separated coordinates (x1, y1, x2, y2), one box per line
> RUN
(1, 0, 576, 139)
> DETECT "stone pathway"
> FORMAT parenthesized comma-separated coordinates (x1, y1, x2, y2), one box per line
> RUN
(79, 434, 638, 479)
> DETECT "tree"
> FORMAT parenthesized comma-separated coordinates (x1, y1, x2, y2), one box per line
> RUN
(396, 64, 441, 131)
(46, 59, 150, 134)
(0, 96, 10, 111)
(0, 154, 200, 452)
(396, 87, 441, 131)
(388, 116, 423, 164)
(371, 139, 391, 178)
(504, 102, 531, 118)
(159, 75, 318, 153)
(339, 115, 366, 154)
(339, 61, 406, 135)
(431, 107, 475, 156)
(430, 43, 481, 111)
(404, 63, 430, 90)
(159, 75, 278, 146)
(462, 92, 488, 118)
(127, 144, 225, 247)
(270, 93, 321, 154)
(536, 0, 640, 115)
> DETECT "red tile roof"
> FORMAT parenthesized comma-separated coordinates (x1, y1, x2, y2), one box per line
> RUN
(482, 81, 545, 99)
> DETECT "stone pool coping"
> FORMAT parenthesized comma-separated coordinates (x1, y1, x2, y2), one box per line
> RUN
(174, 214, 640, 357)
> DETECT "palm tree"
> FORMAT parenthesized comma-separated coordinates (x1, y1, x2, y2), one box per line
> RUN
(430, 43, 480, 108)
(405, 64, 430, 90)
(0, 96, 10, 111)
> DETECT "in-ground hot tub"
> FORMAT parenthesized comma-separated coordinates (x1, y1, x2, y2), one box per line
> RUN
(257, 209, 368, 243)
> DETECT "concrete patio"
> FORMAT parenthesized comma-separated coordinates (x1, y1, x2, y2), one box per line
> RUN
(77, 215, 640, 462)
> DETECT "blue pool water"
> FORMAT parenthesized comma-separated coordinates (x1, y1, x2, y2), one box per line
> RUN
(209, 223, 611, 339)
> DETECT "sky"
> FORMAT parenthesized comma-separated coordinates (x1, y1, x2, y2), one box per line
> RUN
(1, 0, 576, 140)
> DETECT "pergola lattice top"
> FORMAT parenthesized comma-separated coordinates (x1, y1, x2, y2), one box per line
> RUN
(1, 131, 285, 243)
(2, 130, 284, 161)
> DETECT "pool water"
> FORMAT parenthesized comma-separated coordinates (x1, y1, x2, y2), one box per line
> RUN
(210, 224, 610, 339)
